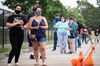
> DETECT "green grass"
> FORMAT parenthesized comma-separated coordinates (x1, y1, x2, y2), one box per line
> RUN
(0, 43, 29, 53)
(0, 48, 10, 53)
(0, 40, 54, 53)
(22, 43, 29, 49)
(47, 39, 53, 45)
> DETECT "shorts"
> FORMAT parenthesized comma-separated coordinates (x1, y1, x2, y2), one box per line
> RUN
(35, 36, 46, 43)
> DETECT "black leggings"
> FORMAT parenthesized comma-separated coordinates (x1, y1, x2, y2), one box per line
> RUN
(8, 33, 24, 63)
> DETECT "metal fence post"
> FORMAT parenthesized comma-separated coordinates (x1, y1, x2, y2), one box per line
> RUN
(2, 10, 4, 48)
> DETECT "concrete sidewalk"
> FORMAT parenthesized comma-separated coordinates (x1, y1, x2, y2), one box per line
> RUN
(0, 43, 100, 66)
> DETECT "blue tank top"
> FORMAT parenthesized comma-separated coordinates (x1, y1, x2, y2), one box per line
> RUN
(31, 19, 46, 38)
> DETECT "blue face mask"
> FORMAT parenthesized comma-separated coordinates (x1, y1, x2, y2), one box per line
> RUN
(35, 11, 41, 16)
(56, 18, 60, 21)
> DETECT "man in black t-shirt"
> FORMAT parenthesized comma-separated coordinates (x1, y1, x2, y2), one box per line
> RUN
(6, 4, 27, 66)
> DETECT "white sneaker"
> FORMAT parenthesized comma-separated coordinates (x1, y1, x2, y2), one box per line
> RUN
(15, 63, 20, 66)
(8, 63, 12, 66)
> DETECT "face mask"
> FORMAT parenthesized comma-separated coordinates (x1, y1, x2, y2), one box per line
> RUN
(35, 11, 41, 16)
(56, 18, 59, 19)
(15, 10, 21, 14)
(70, 20, 74, 22)
(56, 18, 60, 21)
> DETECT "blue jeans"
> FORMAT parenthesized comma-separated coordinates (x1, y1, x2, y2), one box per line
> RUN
(53, 32, 58, 50)
(75, 36, 81, 51)
(82, 34, 87, 43)
(78, 36, 81, 47)
(57, 31, 68, 51)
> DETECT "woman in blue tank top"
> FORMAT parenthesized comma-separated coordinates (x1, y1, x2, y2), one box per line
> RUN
(31, 18, 46, 38)
(28, 5, 48, 66)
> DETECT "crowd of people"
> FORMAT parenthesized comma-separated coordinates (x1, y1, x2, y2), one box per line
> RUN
(6, 4, 100, 66)
(52, 14, 100, 54)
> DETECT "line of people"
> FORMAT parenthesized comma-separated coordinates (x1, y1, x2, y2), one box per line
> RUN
(52, 16, 78, 54)
(52, 15, 100, 54)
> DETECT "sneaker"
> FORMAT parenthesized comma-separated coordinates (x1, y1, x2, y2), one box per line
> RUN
(72, 51, 75, 53)
(30, 54, 35, 59)
(64, 50, 67, 54)
(67, 51, 73, 54)
(8, 63, 12, 66)
(15, 63, 20, 66)
(52, 49, 56, 51)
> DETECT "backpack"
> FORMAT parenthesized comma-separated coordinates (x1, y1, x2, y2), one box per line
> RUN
(68, 22, 77, 38)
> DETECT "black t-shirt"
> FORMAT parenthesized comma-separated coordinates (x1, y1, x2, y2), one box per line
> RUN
(7, 14, 27, 34)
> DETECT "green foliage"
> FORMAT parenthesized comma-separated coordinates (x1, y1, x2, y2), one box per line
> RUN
(3, 0, 36, 14)
(77, 0, 100, 29)
(4, 0, 99, 29)
(0, 48, 10, 53)
(68, 8, 85, 24)
(45, 0, 68, 20)
(3, 0, 68, 29)
(44, 0, 68, 29)
(97, 0, 100, 6)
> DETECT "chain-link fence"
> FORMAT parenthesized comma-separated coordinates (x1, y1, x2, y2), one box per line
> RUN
(0, 8, 13, 48)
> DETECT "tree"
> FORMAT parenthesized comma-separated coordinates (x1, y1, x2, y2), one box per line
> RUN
(3, 0, 37, 14)
(3, 0, 68, 29)
(44, 0, 68, 29)
(77, 0, 100, 29)
(97, 0, 100, 6)
(45, 0, 68, 20)
(67, 8, 85, 24)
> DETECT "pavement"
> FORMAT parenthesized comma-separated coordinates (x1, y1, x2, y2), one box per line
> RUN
(0, 43, 100, 66)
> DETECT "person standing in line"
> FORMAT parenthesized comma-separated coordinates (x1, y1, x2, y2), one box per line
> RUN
(67, 17, 78, 54)
(55, 16, 70, 54)
(74, 20, 82, 52)
(86, 27, 93, 44)
(65, 18, 71, 51)
(6, 4, 27, 66)
(28, 5, 48, 66)
(52, 14, 60, 51)
(94, 28, 100, 44)
(82, 26, 88, 44)
(76, 21, 83, 48)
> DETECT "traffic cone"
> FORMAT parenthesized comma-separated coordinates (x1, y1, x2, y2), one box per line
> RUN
(71, 46, 96, 66)
(84, 46, 95, 66)
(71, 51, 84, 66)
(78, 51, 84, 66)
(71, 58, 79, 66)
